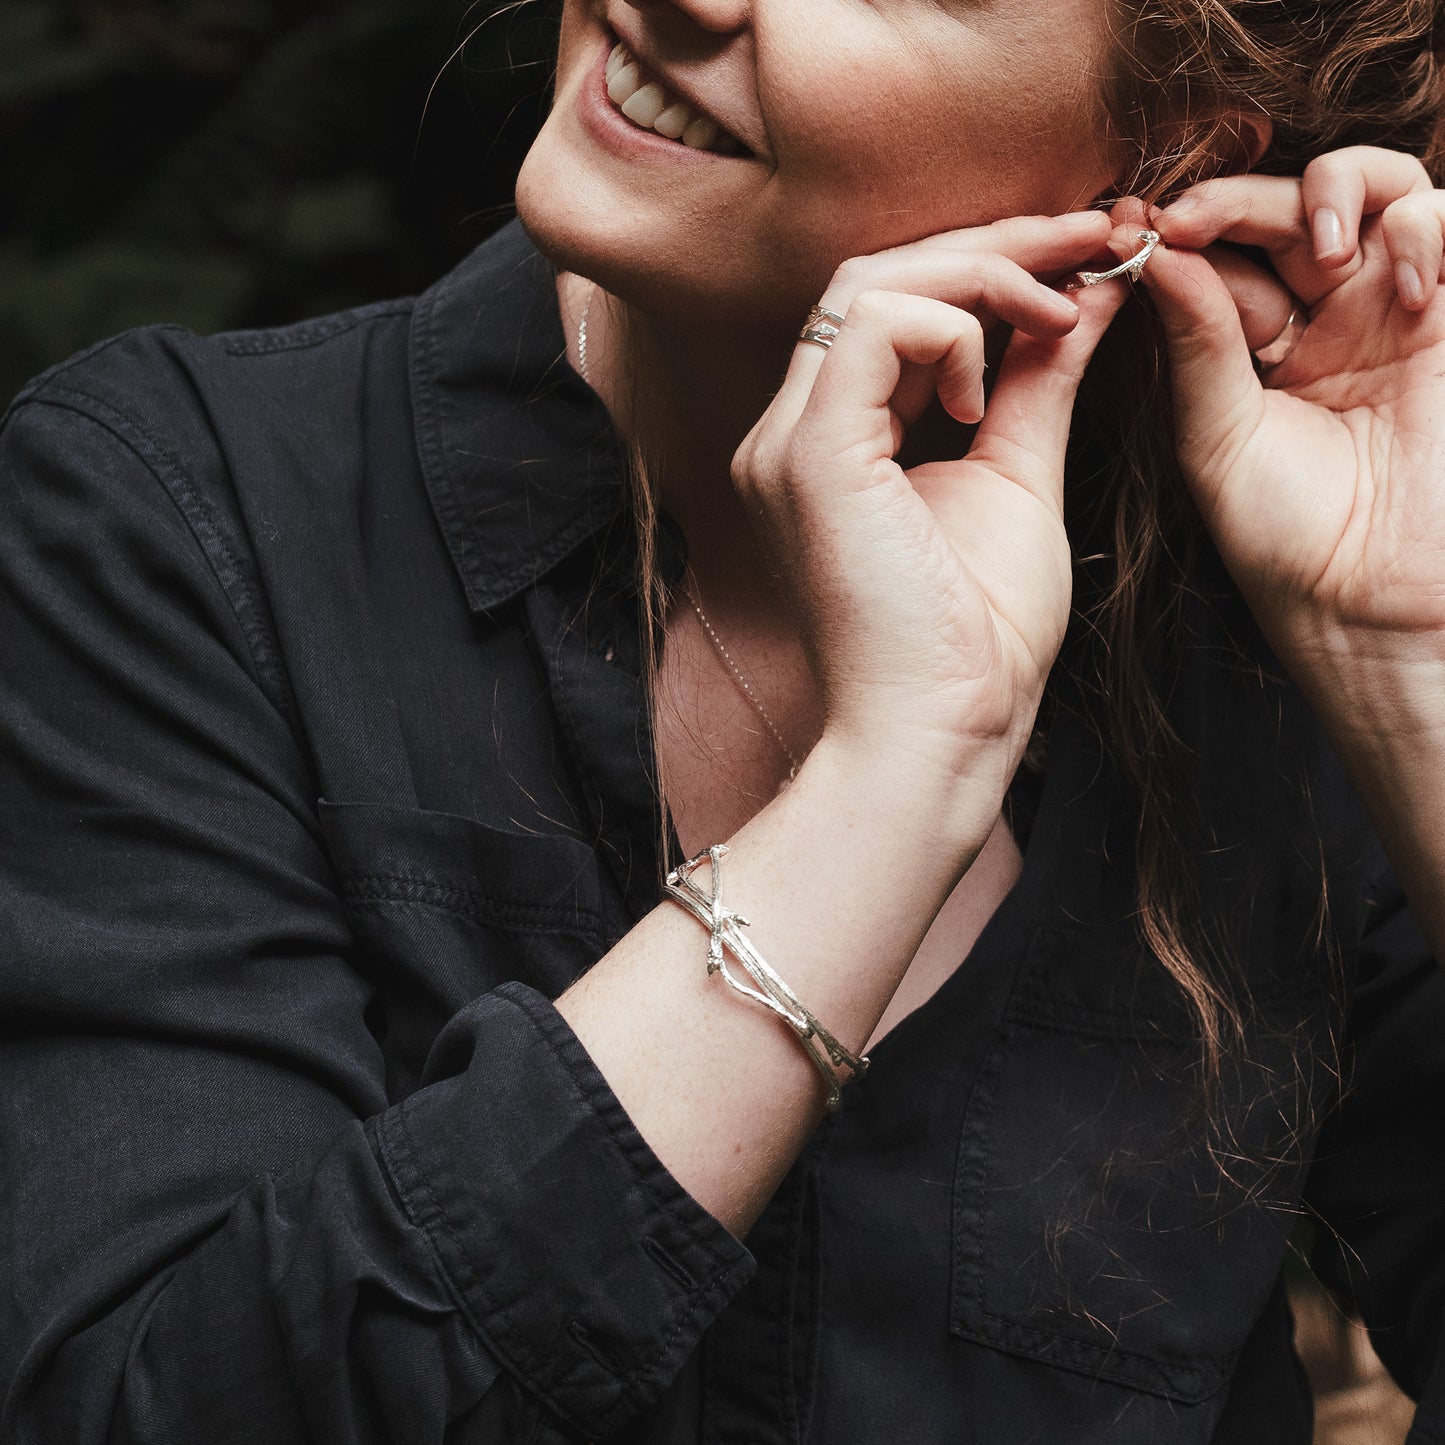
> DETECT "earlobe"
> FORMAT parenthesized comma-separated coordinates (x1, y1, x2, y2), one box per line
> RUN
(1232, 110, 1275, 172)
(1191, 108, 1275, 180)
(1168, 109, 1275, 192)
(1095, 107, 1275, 210)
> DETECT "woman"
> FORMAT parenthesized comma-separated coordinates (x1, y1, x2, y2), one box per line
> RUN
(4, 0, 1445, 1439)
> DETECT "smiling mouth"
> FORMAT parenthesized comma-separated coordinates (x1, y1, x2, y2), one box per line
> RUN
(605, 41, 747, 156)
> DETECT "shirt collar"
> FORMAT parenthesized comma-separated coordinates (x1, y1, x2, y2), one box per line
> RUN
(408, 218, 627, 614)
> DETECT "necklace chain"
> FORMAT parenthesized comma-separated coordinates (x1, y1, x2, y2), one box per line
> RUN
(577, 282, 593, 385)
(574, 282, 799, 781)
(687, 595, 801, 779)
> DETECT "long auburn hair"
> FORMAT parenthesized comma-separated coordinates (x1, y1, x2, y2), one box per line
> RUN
(1072, 0, 1445, 1085)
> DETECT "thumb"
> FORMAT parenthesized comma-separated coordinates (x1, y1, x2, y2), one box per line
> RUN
(969, 279, 1127, 512)
(1137, 237, 1268, 500)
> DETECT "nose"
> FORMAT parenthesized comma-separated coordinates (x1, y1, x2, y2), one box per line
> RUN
(628, 0, 749, 36)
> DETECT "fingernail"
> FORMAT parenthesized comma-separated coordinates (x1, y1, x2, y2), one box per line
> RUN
(1397, 259, 1425, 309)
(1164, 195, 1198, 218)
(1312, 207, 1344, 260)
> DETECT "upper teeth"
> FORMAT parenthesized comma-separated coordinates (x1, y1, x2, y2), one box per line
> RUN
(605, 43, 742, 155)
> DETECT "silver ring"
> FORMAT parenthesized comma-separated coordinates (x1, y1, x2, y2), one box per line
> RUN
(1074, 229, 1161, 288)
(798, 304, 846, 350)
(1253, 307, 1307, 370)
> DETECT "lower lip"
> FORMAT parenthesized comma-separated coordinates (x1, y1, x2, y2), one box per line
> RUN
(577, 35, 735, 165)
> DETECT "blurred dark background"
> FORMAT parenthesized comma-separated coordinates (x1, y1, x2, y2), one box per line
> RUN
(0, 0, 561, 404)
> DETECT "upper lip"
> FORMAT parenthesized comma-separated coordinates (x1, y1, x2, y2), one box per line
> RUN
(605, 14, 759, 157)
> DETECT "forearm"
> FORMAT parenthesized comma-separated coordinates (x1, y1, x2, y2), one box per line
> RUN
(556, 733, 1002, 1237)
(1291, 645, 1445, 962)
(1324, 730, 1445, 963)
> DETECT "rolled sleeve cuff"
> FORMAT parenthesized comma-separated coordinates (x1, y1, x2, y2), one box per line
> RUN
(374, 981, 754, 1435)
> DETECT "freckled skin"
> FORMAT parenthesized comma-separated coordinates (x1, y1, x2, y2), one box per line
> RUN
(517, 0, 1119, 338)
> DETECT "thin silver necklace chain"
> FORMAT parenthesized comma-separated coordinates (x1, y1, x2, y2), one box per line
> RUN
(685, 596, 802, 779)
(575, 281, 800, 781)
(577, 282, 593, 386)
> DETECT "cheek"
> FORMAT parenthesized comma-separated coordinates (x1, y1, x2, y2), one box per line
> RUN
(763, 34, 1113, 257)
(763, 97, 1111, 276)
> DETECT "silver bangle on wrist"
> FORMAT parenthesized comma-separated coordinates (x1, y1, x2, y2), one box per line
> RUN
(663, 845, 869, 1112)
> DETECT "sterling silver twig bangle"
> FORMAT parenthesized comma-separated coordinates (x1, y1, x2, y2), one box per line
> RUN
(663, 845, 869, 1112)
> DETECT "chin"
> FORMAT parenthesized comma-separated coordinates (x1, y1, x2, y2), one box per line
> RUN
(515, 121, 813, 341)
(513, 131, 638, 293)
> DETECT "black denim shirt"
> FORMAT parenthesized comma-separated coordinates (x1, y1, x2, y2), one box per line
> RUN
(4, 218, 1445, 1445)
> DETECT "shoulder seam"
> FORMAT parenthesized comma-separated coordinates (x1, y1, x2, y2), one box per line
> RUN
(4, 326, 192, 417)
(5, 386, 300, 729)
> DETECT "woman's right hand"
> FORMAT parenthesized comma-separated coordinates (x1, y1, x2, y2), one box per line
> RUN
(731, 212, 1126, 804)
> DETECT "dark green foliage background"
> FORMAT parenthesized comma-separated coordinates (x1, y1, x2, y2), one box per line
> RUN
(1, 0, 560, 404)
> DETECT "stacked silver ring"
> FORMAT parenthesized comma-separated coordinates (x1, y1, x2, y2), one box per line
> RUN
(798, 304, 846, 350)
(1253, 308, 1307, 370)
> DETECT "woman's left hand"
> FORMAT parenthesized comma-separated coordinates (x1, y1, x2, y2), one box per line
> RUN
(1134, 146, 1445, 738)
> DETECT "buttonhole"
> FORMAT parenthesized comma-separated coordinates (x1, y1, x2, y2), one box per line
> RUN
(567, 1318, 615, 1372)
(642, 1234, 698, 1290)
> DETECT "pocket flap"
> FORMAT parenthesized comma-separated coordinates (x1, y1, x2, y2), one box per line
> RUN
(316, 800, 621, 1098)
(318, 799, 614, 936)
(950, 938, 1317, 1406)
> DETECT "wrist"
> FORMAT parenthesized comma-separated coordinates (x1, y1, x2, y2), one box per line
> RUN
(800, 727, 1013, 867)
(1274, 623, 1445, 756)
(1291, 695, 1445, 968)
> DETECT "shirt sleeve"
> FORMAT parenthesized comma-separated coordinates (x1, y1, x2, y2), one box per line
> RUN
(1302, 846, 1445, 1442)
(0, 361, 752, 1444)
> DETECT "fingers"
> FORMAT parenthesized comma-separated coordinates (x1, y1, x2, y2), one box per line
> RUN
(838, 253, 1084, 342)
(734, 290, 989, 519)
(1153, 175, 1307, 253)
(1153, 175, 1334, 305)
(1110, 195, 1295, 350)
(1195, 244, 1298, 354)
(1381, 190, 1445, 312)
(736, 211, 1125, 530)
(1300, 146, 1433, 266)
(793, 291, 991, 474)
(1153, 147, 1437, 308)
(824, 230, 1102, 337)
(739, 275, 1122, 532)
(970, 280, 1129, 507)
(1131, 236, 1266, 513)
(902, 210, 1113, 274)
(768, 241, 1089, 438)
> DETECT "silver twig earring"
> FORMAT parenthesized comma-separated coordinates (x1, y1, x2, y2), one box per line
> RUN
(1074, 229, 1161, 288)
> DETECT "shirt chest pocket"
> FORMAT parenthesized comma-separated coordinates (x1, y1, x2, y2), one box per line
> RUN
(950, 929, 1323, 1407)
(317, 799, 621, 1098)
